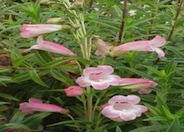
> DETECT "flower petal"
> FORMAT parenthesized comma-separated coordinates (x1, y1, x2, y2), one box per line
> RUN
(108, 95, 140, 105)
(150, 36, 166, 47)
(91, 82, 110, 90)
(154, 48, 165, 58)
(119, 111, 137, 121)
(19, 98, 67, 115)
(20, 24, 62, 38)
(29, 98, 43, 104)
(101, 106, 120, 118)
(24, 36, 76, 56)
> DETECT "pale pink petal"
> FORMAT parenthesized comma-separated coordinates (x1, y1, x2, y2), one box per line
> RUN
(154, 48, 165, 58)
(29, 98, 43, 104)
(119, 111, 137, 121)
(119, 78, 151, 85)
(19, 103, 34, 114)
(135, 105, 148, 114)
(101, 106, 120, 118)
(119, 78, 157, 90)
(20, 24, 62, 38)
(138, 88, 152, 94)
(83, 65, 114, 76)
(108, 95, 140, 105)
(19, 98, 67, 115)
(95, 39, 111, 57)
(113, 41, 152, 52)
(24, 36, 76, 56)
(75, 77, 91, 87)
(64, 86, 84, 96)
(107, 76, 123, 86)
(101, 95, 148, 122)
(83, 67, 100, 76)
(110, 36, 166, 58)
(98, 65, 114, 75)
(76, 65, 121, 90)
(150, 36, 166, 47)
(91, 82, 110, 90)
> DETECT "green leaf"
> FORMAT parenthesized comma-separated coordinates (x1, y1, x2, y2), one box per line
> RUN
(0, 101, 10, 105)
(129, 125, 167, 132)
(141, 65, 161, 76)
(0, 123, 31, 132)
(9, 110, 25, 123)
(13, 53, 34, 67)
(116, 126, 122, 132)
(161, 105, 174, 120)
(0, 93, 19, 101)
(50, 70, 74, 86)
(21, 1, 40, 22)
(35, 51, 52, 66)
(23, 113, 50, 129)
(29, 69, 48, 87)
(166, 118, 180, 132)
(0, 76, 14, 82)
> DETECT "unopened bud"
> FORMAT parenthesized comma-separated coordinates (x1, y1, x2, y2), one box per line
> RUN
(73, 0, 84, 8)
(73, 23, 81, 29)
(40, 0, 54, 5)
(62, 25, 71, 30)
(47, 17, 65, 24)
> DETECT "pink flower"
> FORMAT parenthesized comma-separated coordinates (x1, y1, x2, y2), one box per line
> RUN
(76, 65, 121, 90)
(94, 38, 111, 57)
(111, 36, 166, 58)
(24, 36, 76, 56)
(64, 86, 84, 97)
(19, 98, 67, 115)
(119, 78, 157, 94)
(101, 95, 148, 121)
(20, 24, 63, 38)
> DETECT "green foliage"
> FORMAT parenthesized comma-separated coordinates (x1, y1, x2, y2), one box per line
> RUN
(0, 0, 184, 131)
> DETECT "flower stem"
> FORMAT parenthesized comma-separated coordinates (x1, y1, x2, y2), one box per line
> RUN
(147, 11, 156, 39)
(86, 87, 93, 131)
(118, 0, 127, 44)
(167, 0, 184, 40)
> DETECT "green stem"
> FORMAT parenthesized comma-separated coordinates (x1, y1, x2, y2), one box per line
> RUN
(86, 87, 93, 131)
(167, 0, 184, 40)
(92, 90, 106, 119)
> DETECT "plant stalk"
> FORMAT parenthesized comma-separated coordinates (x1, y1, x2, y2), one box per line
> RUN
(118, 0, 127, 44)
(167, 0, 184, 40)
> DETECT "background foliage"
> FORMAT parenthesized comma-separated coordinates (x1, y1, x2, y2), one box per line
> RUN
(0, 0, 184, 131)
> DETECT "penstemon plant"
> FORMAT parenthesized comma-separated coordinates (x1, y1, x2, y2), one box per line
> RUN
(0, 0, 184, 132)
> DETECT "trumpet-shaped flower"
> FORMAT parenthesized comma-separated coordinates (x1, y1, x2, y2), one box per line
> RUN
(24, 36, 76, 56)
(64, 86, 84, 97)
(101, 95, 148, 121)
(119, 78, 157, 94)
(19, 98, 67, 115)
(110, 36, 166, 58)
(94, 38, 111, 57)
(20, 24, 63, 38)
(76, 65, 121, 90)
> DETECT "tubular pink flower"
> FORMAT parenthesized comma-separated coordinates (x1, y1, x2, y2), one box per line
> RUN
(19, 98, 67, 115)
(119, 78, 157, 94)
(76, 65, 121, 90)
(64, 86, 84, 97)
(95, 38, 111, 57)
(101, 95, 148, 121)
(111, 36, 166, 58)
(20, 24, 63, 38)
(24, 36, 76, 56)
